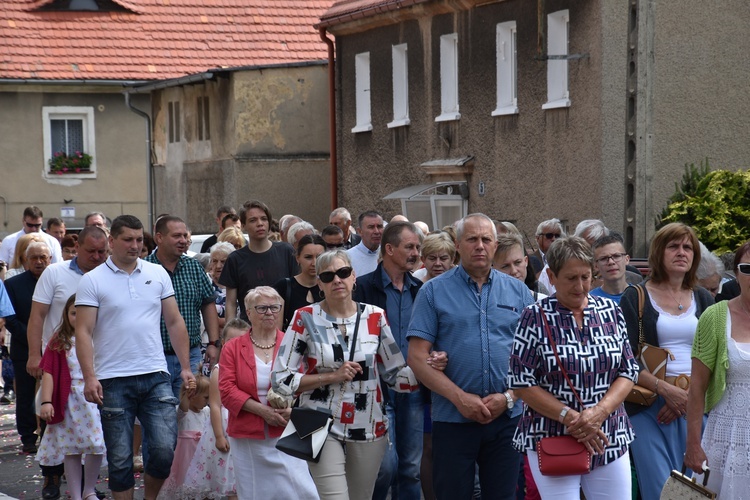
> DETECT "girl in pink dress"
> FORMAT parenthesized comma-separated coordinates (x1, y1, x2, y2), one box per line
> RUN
(36, 294, 105, 500)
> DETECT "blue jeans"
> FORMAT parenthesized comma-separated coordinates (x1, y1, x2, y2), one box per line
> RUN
(99, 371, 179, 492)
(432, 414, 521, 500)
(373, 389, 424, 500)
(164, 346, 202, 398)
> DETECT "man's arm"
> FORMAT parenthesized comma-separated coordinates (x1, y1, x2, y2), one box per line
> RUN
(26, 301, 50, 377)
(201, 300, 220, 367)
(225, 288, 238, 322)
(408, 337, 491, 423)
(163, 296, 196, 388)
(75, 305, 103, 405)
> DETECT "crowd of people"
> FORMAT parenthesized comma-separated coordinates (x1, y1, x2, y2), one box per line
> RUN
(0, 202, 748, 500)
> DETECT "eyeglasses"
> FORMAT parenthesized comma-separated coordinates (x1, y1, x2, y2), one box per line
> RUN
(253, 304, 282, 314)
(738, 263, 750, 275)
(24, 222, 42, 230)
(595, 253, 626, 265)
(540, 232, 561, 240)
(318, 266, 353, 283)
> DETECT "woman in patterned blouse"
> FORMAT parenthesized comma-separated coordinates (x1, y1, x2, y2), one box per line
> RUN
(508, 236, 638, 499)
(272, 250, 419, 500)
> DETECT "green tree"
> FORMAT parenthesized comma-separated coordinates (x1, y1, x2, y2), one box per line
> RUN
(658, 159, 750, 254)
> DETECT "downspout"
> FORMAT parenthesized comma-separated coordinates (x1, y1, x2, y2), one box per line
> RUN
(124, 92, 154, 229)
(319, 27, 338, 210)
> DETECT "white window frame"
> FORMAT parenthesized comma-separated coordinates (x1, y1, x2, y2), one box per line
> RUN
(436, 33, 460, 122)
(388, 44, 410, 128)
(352, 52, 373, 133)
(542, 9, 571, 110)
(42, 106, 96, 179)
(493, 21, 518, 116)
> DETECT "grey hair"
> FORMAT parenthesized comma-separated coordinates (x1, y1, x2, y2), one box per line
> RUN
(315, 249, 352, 275)
(280, 215, 302, 234)
(546, 236, 594, 275)
(26, 240, 51, 257)
(209, 241, 236, 257)
(574, 219, 609, 243)
(455, 213, 497, 242)
(329, 207, 352, 222)
(244, 285, 283, 311)
(288, 221, 315, 249)
(192, 252, 210, 271)
(501, 221, 522, 238)
(696, 242, 724, 280)
(85, 211, 108, 226)
(536, 218, 565, 237)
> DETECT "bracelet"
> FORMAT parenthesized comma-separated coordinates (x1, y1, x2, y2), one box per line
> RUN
(318, 374, 323, 388)
(654, 379, 660, 394)
(41, 401, 53, 406)
(559, 405, 571, 424)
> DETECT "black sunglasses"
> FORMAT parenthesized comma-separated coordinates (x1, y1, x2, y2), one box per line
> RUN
(319, 266, 353, 283)
(541, 232, 561, 240)
(738, 263, 750, 275)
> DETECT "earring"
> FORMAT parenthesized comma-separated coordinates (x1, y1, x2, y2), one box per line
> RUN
(352, 282, 357, 292)
(319, 289, 325, 299)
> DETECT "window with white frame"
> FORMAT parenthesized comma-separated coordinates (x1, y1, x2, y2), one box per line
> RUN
(352, 52, 372, 133)
(542, 9, 571, 110)
(42, 106, 96, 176)
(493, 21, 518, 116)
(388, 44, 410, 128)
(436, 33, 460, 122)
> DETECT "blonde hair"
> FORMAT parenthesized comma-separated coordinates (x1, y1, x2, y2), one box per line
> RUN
(10, 233, 46, 269)
(181, 373, 210, 400)
(218, 226, 245, 250)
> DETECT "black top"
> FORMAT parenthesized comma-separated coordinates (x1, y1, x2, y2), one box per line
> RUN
(272, 276, 321, 331)
(4, 270, 38, 361)
(200, 234, 219, 254)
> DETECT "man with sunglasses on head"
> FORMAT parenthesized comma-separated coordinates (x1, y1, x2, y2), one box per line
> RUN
(0, 206, 63, 265)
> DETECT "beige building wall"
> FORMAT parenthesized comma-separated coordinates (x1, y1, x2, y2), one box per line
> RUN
(0, 87, 149, 237)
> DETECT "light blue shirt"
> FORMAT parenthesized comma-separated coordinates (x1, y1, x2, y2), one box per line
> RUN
(382, 266, 417, 358)
(407, 265, 533, 423)
(590, 286, 624, 305)
(0, 281, 15, 318)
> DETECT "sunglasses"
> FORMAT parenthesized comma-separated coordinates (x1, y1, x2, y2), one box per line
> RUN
(326, 243, 345, 249)
(540, 232, 561, 240)
(319, 266, 353, 283)
(738, 263, 750, 275)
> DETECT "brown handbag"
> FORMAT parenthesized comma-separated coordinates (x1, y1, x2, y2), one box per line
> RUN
(625, 284, 675, 406)
(536, 313, 592, 476)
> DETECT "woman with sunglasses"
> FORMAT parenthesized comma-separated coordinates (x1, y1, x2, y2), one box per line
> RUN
(272, 250, 419, 500)
(619, 222, 714, 499)
(219, 285, 318, 499)
(685, 241, 750, 496)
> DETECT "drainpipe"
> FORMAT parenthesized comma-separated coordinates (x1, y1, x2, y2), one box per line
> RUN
(124, 92, 154, 229)
(319, 27, 338, 210)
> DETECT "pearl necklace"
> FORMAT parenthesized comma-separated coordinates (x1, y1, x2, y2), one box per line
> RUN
(250, 335, 276, 350)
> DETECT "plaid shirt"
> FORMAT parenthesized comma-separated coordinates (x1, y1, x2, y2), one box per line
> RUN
(144, 253, 213, 352)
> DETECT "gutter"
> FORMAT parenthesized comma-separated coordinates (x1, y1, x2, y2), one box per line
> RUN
(123, 92, 154, 229)
(319, 27, 338, 210)
(125, 72, 214, 94)
(315, 0, 429, 29)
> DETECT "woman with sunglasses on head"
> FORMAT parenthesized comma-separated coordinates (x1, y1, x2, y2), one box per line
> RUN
(271, 250, 419, 500)
(219, 286, 318, 499)
(685, 241, 750, 496)
(619, 222, 714, 499)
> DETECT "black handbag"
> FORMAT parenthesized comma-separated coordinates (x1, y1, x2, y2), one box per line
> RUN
(276, 304, 362, 462)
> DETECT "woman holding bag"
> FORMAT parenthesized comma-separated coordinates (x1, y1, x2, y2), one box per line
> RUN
(508, 236, 638, 498)
(271, 250, 419, 500)
(620, 222, 713, 499)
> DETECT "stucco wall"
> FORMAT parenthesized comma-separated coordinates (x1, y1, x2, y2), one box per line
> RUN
(0, 88, 149, 236)
(335, 0, 620, 240)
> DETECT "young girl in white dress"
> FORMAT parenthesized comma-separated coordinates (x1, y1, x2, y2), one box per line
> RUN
(183, 319, 249, 499)
(36, 294, 106, 500)
(157, 373, 210, 499)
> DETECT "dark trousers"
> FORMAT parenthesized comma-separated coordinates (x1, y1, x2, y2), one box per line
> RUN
(12, 359, 37, 447)
(432, 414, 522, 500)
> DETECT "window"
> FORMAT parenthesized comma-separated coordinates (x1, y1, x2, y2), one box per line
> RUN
(42, 106, 96, 177)
(37, 0, 131, 12)
(168, 101, 181, 143)
(197, 96, 210, 141)
(493, 21, 518, 116)
(542, 9, 571, 110)
(436, 33, 460, 122)
(388, 44, 410, 128)
(352, 52, 372, 133)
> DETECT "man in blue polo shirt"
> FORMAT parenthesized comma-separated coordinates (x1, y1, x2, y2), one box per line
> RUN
(407, 213, 533, 499)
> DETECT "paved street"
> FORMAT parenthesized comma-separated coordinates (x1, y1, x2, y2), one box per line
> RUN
(0, 400, 146, 499)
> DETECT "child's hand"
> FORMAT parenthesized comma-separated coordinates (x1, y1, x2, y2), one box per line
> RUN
(40, 402, 54, 422)
(215, 435, 230, 453)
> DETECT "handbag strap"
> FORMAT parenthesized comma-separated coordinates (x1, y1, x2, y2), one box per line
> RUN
(540, 311, 586, 410)
(347, 303, 363, 362)
(635, 284, 645, 346)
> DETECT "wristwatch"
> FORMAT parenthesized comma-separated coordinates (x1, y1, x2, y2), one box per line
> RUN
(503, 391, 514, 410)
(210, 339, 222, 348)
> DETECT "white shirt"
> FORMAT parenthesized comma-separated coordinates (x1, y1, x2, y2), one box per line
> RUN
(347, 241, 379, 277)
(32, 259, 85, 353)
(0, 228, 63, 264)
(76, 257, 175, 380)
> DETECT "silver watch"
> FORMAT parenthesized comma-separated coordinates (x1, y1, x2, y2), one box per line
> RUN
(503, 391, 514, 410)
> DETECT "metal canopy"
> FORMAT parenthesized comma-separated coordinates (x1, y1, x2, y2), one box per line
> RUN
(383, 181, 468, 200)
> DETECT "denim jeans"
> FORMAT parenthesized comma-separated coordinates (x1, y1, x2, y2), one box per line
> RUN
(164, 346, 202, 398)
(99, 371, 179, 492)
(372, 389, 424, 500)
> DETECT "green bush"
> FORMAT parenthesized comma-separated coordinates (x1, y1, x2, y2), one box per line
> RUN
(657, 159, 750, 254)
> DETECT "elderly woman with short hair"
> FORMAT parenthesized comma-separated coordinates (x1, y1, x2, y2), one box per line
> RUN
(413, 232, 456, 283)
(508, 236, 638, 498)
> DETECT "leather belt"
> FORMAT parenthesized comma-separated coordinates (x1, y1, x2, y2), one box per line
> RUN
(664, 374, 690, 390)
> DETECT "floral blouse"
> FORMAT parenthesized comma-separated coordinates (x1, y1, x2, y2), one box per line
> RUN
(507, 294, 639, 468)
(271, 303, 418, 442)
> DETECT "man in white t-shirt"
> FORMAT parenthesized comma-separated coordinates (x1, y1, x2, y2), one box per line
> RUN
(76, 215, 195, 500)
(0, 206, 63, 264)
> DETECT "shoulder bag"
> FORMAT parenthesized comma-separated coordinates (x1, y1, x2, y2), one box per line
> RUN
(536, 312, 592, 476)
(625, 284, 675, 406)
(660, 464, 716, 499)
(276, 303, 362, 462)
